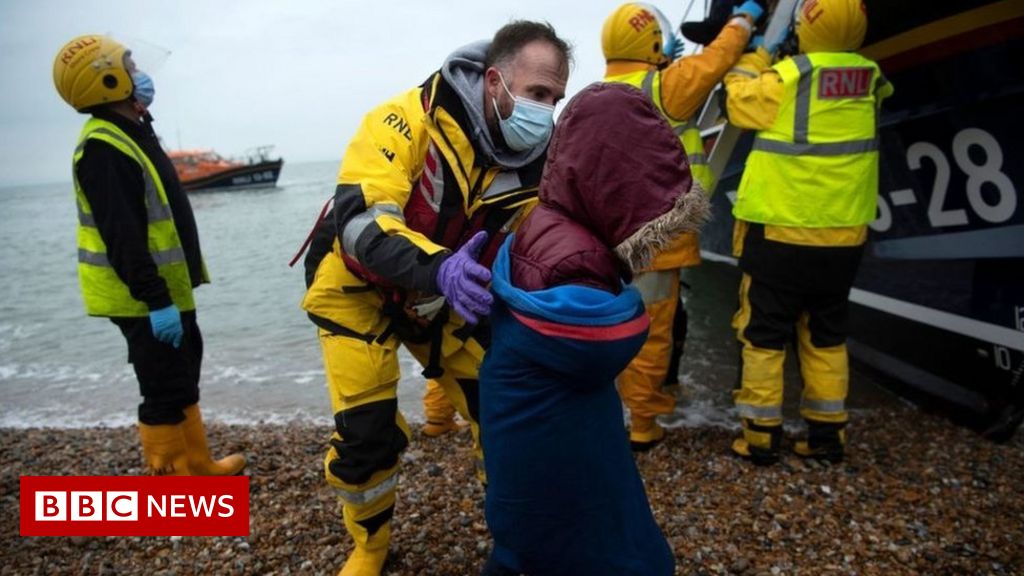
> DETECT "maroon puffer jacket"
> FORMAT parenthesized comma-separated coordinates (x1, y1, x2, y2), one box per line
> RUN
(511, 82, 702, 293)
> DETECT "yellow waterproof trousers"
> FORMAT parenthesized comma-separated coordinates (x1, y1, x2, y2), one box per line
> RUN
(619, 270, 680, 443)
(732, 273, 850, 432)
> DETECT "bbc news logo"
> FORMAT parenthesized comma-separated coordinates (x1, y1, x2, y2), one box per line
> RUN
(20, 476, 249, 536)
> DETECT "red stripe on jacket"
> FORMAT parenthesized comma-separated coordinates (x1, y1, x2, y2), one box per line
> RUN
(510, 309, 650, 342)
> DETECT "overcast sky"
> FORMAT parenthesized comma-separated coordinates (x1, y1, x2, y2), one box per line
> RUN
(0, 0, 708, 187)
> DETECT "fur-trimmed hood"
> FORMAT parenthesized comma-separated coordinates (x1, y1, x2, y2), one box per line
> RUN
(539, 82, 708, 273)
(510, 82, 708, 293)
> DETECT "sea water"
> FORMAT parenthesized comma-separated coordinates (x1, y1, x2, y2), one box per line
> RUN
(0, 161, 769, 429)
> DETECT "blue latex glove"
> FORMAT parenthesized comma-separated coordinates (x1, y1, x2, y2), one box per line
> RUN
(436, 231, 493, 325)
(149, 304, 183, 348)
(748, 34, 765, 51)
(733, 0, 765, 22)
(665, 32, 685, 61)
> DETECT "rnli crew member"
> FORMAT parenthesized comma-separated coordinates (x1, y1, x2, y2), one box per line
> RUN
(724, 0, 892, 464)
(52, 35, 246, 476)
(601, 1, 762, 450)
(300, 22, 570, 575)
(480, 82, 709, 576)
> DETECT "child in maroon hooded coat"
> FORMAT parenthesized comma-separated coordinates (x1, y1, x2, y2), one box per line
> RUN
(479, 82, 709, 575)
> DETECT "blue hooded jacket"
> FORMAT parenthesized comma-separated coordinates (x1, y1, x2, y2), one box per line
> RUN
(480, 240, 675, 576)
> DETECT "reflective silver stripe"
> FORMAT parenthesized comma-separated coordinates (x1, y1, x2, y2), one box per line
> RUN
(792, 55, 813, 143)
(640, 70, 656, 99)
(728, 67, 758, 79)
(800, 398, 846, 414)
(78, 204, 96, 227)
(78, 249, 109, 266)
(688, 153, 708, 165)
(341, 203, 405, 258)
(79, 247, 186, 267)
(81, 128, 174, 224)
(334, 473, 398, 506)
(736, 403, 783, 420)
(481, 170, 523, 200)
(752, 137, 878, 156)
(632, 270, 676, 304)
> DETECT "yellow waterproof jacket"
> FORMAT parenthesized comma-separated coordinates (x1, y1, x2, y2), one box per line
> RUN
(725, 48, 893, 251)
(302, 72, 543, 333)
(605, 17, 750, 270)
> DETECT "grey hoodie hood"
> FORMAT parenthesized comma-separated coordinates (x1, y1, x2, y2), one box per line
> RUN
(440, 40, 548, 170)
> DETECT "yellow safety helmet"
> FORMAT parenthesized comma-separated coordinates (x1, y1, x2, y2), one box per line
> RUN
(602, 3, 674, 65)
(53, 35, 133, 111)
(795, 0, 868, 53)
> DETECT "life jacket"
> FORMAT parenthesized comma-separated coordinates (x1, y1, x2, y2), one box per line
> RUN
(341, 71, 545, 288)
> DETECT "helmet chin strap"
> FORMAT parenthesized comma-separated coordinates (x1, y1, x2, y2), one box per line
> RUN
(130, 98, 154, 124)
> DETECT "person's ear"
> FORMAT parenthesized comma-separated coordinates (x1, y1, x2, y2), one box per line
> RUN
(484, 67, 501, 100)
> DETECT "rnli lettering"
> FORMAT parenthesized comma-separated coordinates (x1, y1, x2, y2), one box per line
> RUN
(382, 112, 413, 141)
(629, 9, 656, 32)
(380, 146, 396, 162)
(62, 36, 98, 65)
(801, 0, 824, 25)
(818, 68, 873, 99)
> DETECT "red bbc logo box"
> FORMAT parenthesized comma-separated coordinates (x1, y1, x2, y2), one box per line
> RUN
(20, 476, 249, 537)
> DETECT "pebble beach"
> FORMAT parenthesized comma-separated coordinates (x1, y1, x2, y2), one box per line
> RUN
(3, 405, 1023, 576)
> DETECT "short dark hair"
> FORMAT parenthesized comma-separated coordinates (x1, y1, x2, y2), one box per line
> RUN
(485, 20, 573, 73)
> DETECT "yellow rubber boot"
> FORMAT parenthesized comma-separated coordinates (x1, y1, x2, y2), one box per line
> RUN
(731, 419, 781, 466)
(422, 379, 459, 437)
(340, 516, 390, 576)
(138, 422, 192, 476)
(794, 420, 846, 463)
(629, 416, 666, 452)
(181, 404, 246, 476)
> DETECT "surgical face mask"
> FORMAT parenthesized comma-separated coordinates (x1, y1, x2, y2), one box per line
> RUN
(492, 71, 555, 152)
(131, 70, 155, 107)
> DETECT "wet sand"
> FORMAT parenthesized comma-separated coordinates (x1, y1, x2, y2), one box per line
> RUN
(2, 409, 1023, 575)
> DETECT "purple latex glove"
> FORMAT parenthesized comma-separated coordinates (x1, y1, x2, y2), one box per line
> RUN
(436, 231, 493, 325)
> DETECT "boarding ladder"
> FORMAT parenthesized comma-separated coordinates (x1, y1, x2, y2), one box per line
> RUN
(688, 0, 802, 196)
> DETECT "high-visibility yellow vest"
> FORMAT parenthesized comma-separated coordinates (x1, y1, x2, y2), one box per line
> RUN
(73, 117, 202, 317)
(734, 52, 886, 227)
(604, 69, 715, 191)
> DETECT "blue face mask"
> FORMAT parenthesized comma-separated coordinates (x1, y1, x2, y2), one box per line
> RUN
(131, 70, 155, 107)
(492, 72, 555, 152)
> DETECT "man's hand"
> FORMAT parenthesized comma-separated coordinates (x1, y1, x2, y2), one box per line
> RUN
(435, 231, 493, 325)
(149, 304, 183, 348)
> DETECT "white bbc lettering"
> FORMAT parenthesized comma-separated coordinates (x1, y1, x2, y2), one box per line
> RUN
(190, 495, 217, 517)
(170, 494, 188, 517)
(148, 494, 235, 518)
(217, 495, 234, 518)
(70, 491, 103, 521)
(36, 491, 66, 521)
(106, 492, 138, 521)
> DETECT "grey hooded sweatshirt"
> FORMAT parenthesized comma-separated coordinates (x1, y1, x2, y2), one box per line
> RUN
(440, 40, 549, 170)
